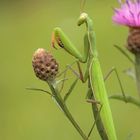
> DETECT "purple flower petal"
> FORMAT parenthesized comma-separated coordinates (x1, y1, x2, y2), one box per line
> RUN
(112, 0, 140, 27)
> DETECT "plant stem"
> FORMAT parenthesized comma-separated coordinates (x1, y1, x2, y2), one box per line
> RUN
(48, 81, 88, 140)
(135, 53, 140, 97)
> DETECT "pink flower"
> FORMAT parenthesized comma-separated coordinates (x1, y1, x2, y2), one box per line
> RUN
(112, 0, 140, 27)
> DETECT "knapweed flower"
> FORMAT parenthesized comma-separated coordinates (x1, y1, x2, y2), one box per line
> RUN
(32, 48, 59, 82)
(113, 0, 140, 54)
(113, 0, 140, 27)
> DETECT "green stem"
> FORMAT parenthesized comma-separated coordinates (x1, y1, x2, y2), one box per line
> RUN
(48, 81, 88, 140)
(135, 53, 140, 97)
(109, 94, 140, 108)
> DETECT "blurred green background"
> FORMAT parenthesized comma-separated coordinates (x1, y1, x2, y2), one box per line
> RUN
(0, 0, 140, 140)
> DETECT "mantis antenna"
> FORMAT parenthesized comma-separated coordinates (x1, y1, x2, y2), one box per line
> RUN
(80, 0, 86, 13)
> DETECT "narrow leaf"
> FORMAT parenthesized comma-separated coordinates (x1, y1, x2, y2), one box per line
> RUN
(26, 87, 52, 96)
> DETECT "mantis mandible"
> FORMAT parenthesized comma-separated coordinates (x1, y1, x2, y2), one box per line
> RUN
(52, 13, 117, 140)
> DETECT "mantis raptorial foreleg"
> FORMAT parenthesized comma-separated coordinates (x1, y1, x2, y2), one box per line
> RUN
(52, 28, 89, 63)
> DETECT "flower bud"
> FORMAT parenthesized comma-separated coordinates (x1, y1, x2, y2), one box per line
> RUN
(112, 0, 140, 55)
(32, 48, 59, 81)
(127, 27, 140, 54)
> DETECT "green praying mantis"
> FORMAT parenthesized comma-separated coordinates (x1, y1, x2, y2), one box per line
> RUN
(29, 2, 140, 139)
(52, 13, 117, 140)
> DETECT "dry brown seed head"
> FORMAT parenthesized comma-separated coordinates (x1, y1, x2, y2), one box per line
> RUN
(32, 48, 59, 81)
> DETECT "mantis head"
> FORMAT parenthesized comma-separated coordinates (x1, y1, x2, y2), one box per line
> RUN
(77, 12, 88, 26)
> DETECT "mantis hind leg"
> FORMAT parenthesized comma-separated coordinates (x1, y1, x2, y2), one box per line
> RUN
(107, 67, 140, 108)
(104, 67, 126, 101)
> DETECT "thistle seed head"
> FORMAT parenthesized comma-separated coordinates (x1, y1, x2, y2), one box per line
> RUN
(127, 27, 140, 54)
(32, 48, 59, 81)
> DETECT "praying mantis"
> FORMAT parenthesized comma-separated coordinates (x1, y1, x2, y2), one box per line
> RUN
(30, 3, 140, 139)
(52, 13, 118, 140)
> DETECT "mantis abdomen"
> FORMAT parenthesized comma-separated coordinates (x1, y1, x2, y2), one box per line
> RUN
(90, 58, 117, 140)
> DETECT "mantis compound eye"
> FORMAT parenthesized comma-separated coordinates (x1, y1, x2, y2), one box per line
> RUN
(32, 48, 59, 82)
